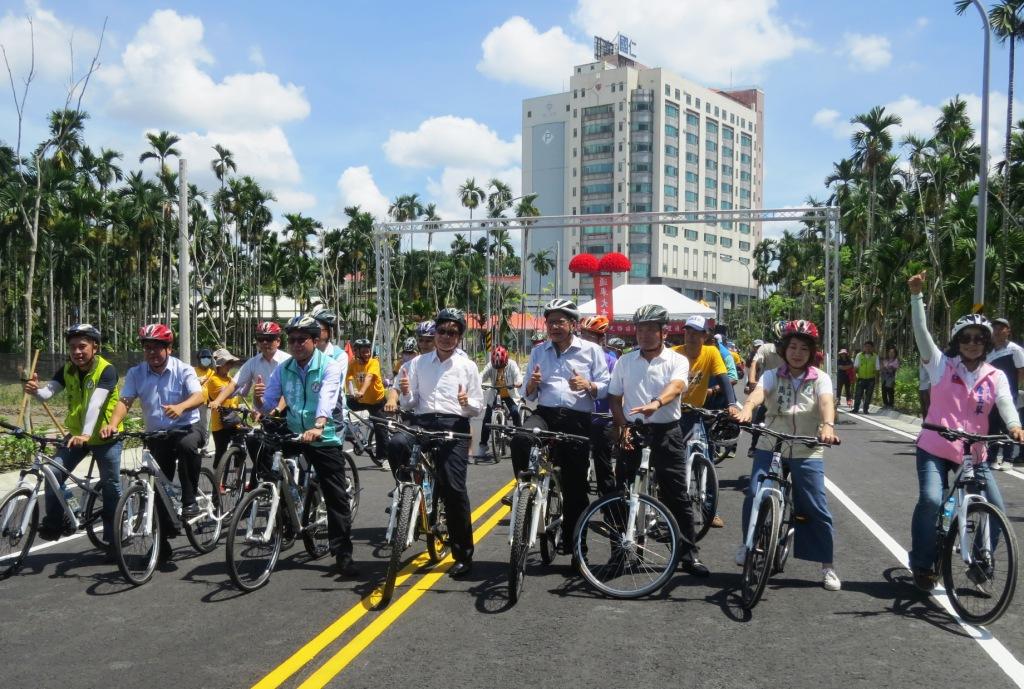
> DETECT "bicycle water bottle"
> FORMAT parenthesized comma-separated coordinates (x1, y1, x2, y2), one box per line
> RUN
(63, 488, 81, 517)
(422, 472, 433, 508)
(941, 495, 956, 530)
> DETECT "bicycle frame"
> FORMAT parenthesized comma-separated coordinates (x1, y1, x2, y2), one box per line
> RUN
(246, 452, 310, 544)
(621, 445, 653, 548)
(743, 447, 788, 552)
(681, 419, 709, 496)
(940, 455, 996, 569)
(13, 453, 103, 534)
(508, 444, 554, 550)
(384, 441, 438, 548)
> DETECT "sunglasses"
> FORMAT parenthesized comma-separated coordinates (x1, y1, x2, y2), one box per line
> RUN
(256, 336, 277, 343)
(958, 334, 987, 345)
(287, 336, 311, 344)
(436, 328, 461, 337)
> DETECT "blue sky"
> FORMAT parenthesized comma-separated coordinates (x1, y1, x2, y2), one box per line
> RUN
(0, 0, 1017, 241)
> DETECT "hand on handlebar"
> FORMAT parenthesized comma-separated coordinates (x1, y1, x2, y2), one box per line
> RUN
(100, 424, 117, 439)
(730, 406, 751, 424)
(818, 425, 839, 446)
(1012, 427, 1024, 443)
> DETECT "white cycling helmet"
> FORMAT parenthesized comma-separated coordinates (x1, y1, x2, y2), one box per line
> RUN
(543, 298, 580, 321)
(950, 313, 993, 340)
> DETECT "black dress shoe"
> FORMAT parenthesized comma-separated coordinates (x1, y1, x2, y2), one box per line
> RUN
(448, 561, 473, 579)
(335, 553, 359, 577)
(681, 558, 710, 578)
(181, 503, 202, 519)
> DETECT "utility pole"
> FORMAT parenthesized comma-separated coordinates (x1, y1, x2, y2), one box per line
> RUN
(968, 0, 992, 311)
(178, 159, 191, 364)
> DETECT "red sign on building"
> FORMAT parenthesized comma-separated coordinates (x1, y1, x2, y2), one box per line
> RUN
(594, 274, 613, 318)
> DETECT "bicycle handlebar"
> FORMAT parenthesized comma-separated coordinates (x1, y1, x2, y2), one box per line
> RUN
(680, 403, 734, 420)
(921, 422, 1019, 446)
(0, 419, 65, 447)
(369, 416, 472, 441)
(736, 422, 840, 447)
(486, 424, 588, 444)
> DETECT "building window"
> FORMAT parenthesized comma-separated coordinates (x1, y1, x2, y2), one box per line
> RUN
(695, 97, 701, 108)
(705, 196, 718, 208)
(685, 133, 699, 145)
(685, 171, 698, 183)
(722, 182, 733, 194)
(665, 124, 679, 137)
(715, 106, 720, 116)
(665, 84, 671, 95)
(706, 102, 711, 113)
(686, 93, 691, 105)
(686, 112, 699, 126)
(706, 121, 718, 135)
(665, 225, 678, 237)
(630, 263, 650, 278)
(704, 233, 717, 245)
(665, 165, 678, 177)
(705, 177, 717, 189)
(527, 110, 531, 118)
(582, 162, 614, 175)
(665, 144, 679, 157)
(685, 152, 699, 164)
(675, 88, 680, 99)
(574, 89, 578, 98)
(631, 182, 653, 193)
(685, 229, 698, 240)
(723, 127, 734, 141)
(722, 164, 733, 177)
(582, 183, 613, 194)
(739, 223, 751, 234)
(684, 191, 698, 203)
(665, 204, 677, 211)
(720, 237, 733, 248)
(741, 133, 753, 147)
(705, 158, 717, 171)
(706, 140, 718, 153)
(739, 241, 751, 251)
(632, 142, 652, 153)
(664, 185, 678, 197)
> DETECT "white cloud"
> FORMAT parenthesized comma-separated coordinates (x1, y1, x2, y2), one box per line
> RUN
(477, 16, 591, 91)
(383, 115, 520, 169)
(915, 17, 929, 30)
(841, 33, 892, 72)
(173, 127, 302, 189)
(811, 108, 839, 129)
(273, 189, 317, 211)
(100, 9, 309, 131)
(336, 166, 390, 220)
(0, 1, 100, 81)
(248, 45, 265, 67)
(570, 0, 811, 84)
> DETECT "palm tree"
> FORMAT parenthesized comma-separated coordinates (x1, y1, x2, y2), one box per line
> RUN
(528, 249, 555, 306)
(422, 202, 441, 310)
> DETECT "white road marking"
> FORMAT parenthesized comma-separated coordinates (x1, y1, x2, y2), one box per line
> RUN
(829, 413, 1024, 687)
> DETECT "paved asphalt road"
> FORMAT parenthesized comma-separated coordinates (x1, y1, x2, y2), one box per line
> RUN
(4, 410, 1024, 689)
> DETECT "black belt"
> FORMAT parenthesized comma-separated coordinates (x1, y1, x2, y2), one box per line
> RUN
(537, 406, 591, 419)
(415, 413, 462, 421)
(644, 421, 678, 430)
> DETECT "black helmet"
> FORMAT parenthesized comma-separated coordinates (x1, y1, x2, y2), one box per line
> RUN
(607, 336, 626, 352)
(543, 298, 580, 321)
(436, 307, 467, 334)
(284, 314, 321, 339)
(310, 305, 336, 329)
(353, 338, 372, 348)
(633, 304, 669, 325)
(65, 323, 102, 344)
(401, 337, 417, 353)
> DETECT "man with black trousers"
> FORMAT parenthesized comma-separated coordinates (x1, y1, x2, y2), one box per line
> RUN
(609, 304, 707, 577)
(392, 307, 484, 579)
(515, 298, 610, 568)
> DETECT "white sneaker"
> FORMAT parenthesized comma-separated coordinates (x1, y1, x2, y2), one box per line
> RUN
(735, 544, 747, 567)
(822, 567, 841, 591)
(995, 458, 1008, 471)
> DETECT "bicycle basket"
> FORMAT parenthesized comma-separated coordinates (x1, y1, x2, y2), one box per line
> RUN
(709, 417, 740, 447)
(219, 408, 243, 429)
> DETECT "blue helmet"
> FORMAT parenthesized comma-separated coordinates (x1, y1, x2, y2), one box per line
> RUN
(416, 320, 436, 337)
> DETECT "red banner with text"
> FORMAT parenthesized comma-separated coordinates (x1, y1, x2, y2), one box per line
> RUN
(594, 274, 613, 319)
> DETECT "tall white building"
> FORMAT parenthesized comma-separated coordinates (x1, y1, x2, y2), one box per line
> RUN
(521, 36, 764, 320)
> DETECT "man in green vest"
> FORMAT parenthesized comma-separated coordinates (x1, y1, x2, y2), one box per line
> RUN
(24, 324, 124, 546)
(260, 314, 357, 577)
(851, 340, 881, 415)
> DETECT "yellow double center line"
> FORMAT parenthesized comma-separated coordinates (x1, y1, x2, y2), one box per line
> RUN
(253, 479, 515, 689)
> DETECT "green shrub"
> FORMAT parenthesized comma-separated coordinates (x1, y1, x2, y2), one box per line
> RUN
(893, 364, 924, 417)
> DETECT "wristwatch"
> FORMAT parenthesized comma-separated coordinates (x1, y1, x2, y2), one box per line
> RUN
(313, 420, 326, 430)
(651, 398, 663, 409)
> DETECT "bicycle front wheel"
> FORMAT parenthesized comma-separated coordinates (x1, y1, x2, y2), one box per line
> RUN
(508, 491, 532, 605)
(689, 453, 719, 542)
(342, 450, 360, 520)
(301, 480, 329, 559)
(378, 485, 416, 609)
(426, 489, 450, 563)
(226, 485, 282, 592)
(114, 482, 161, 586)
(741, 494, 780, 610)
(0, 487, 38, 579)
(539, 473, 563, 565)
(574, 492, 681, 599)
(942, 501, 1019, 625)
(214, 445, 254, 518)
(185, 468, 222, 554)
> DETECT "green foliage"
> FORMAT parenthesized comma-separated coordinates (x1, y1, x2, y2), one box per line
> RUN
(0, 433, 41, 472)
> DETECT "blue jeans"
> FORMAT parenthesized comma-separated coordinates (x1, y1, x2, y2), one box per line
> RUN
(910, 446, 1006, 572)
(44, 441, 123, 538)
(741, 449, 835, 563)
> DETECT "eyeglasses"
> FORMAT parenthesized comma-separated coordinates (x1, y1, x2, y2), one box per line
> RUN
(417, 337, 434, 343)
(958, 334, 987, 345)
(287, 336, 311, 345)
(141, 343, 167, 352)
(435, 328, 461, 337)
(545, 319, 571, 328)
(255, 336, 277, 343)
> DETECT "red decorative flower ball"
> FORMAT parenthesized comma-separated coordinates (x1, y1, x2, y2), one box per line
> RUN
(568, 253, 599, 274)
(598, 252, 632, 273)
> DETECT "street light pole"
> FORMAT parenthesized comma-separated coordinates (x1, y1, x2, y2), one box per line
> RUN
(968, 0, 992, 311)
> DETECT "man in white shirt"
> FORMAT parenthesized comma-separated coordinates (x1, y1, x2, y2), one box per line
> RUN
(210, 321, 291, 411)
(988, 318, 1024, 467)
(608, 304, 708, 577)
(392, 308, 484, 579)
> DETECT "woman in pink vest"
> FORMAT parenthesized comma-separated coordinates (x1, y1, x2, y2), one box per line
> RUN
(908, 271, 1024, 591)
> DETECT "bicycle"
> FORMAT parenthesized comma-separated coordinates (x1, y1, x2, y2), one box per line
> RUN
(225, 420, 337, 592)
(573, 420, 682, 598)
(920, 423, 1019, 624)
(481, 384, 519, 461)
(345, 406, 385, 468)
(0, 421, 127, 578)
(738, 424, 835, 610)
(679, 404, 725, 541)
(370, 416, 467, 609)
(112, 429, 223, 586)
(489, 423, 580, 605)
(213, 407, 260, 518)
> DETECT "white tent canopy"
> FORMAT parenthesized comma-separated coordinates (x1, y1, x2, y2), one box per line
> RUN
(578, 284, 714, 321)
